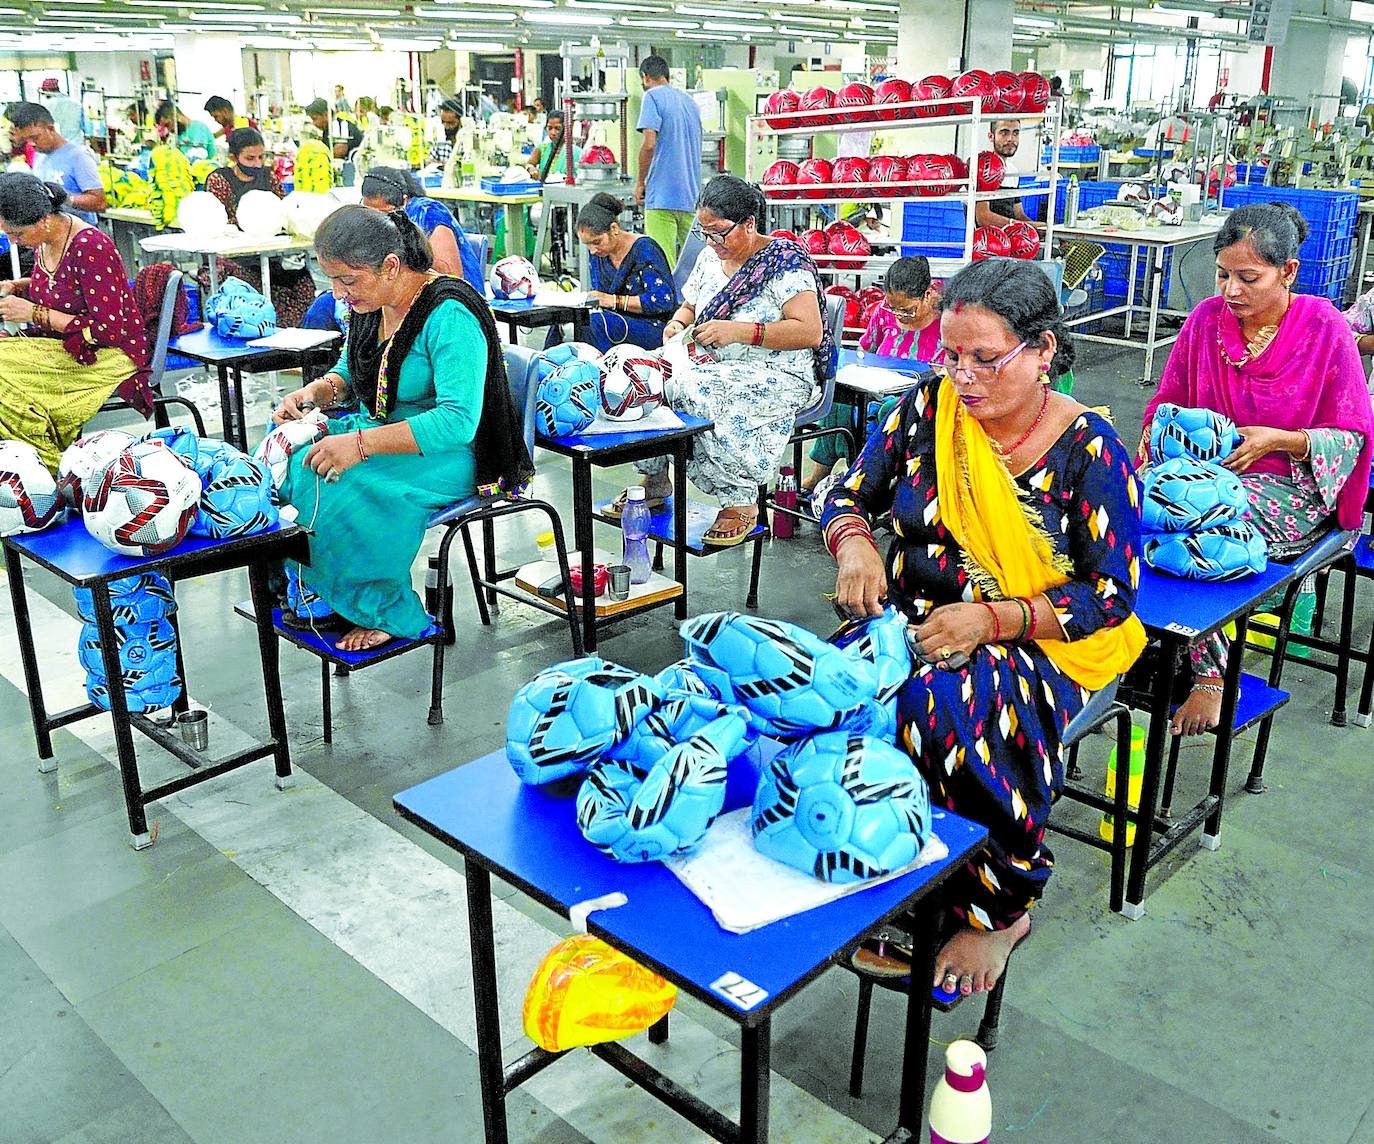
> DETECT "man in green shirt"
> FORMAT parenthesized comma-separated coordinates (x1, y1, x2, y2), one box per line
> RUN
(155, 99, 214, 158)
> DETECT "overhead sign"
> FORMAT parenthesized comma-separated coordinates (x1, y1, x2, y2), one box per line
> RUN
(1248, 0, 1292, 46)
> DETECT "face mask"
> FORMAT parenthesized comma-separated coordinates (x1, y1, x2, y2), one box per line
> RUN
(235, 162, 261, 178)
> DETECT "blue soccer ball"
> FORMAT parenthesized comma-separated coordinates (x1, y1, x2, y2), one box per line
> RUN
(78, 618, 182, 712)
(140, 426, 203, 471)
(285, 563, 332, 619)
(1141, 457, 1248, 533)
(506, 657, 662, 786)
(536, 359, 601, 438)
(192, 449, 278, 539)
(828, 606, 912, 703)
(681, 612, 878, 739)
(1144, 520, 1268, 582)
(653, 658, 723, 701)
(833, 696, 898, 741)
(576, 712, 745, 862)
(1148, 403, 1241, 465)
(73, 572, 177, 625)
(608, 693, 754, 772)
(752, 732, 932, 883)
(534, 342, 601, 385)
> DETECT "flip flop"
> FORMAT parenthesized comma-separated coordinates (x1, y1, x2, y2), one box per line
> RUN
(702, 506, 759, 547)
(604, 487, 669, 520)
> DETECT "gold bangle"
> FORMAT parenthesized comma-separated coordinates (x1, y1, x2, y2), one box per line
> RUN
(1297, 430, 1312, 462)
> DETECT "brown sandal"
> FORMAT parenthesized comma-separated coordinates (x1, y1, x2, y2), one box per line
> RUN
(703, 506, 759, 547)
(605, 487, 669, 520)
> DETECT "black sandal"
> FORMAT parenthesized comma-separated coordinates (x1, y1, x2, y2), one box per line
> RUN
(280, 608, 352, 634)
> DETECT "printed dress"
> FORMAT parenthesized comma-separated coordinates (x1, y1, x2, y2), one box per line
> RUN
(578, 235, 678, 352)
(636, 247, 816, 506)
(822, 380, 1143, 929)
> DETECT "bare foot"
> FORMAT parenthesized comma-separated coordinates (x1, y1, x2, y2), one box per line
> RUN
(933, 912, 1031, 995)
(1172, 683, 1222, 737)
(643, 475, 672, 500)
(336, 626, 393, 653)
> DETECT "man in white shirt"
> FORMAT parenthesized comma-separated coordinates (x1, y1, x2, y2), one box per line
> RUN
(974, 119, 1041, 229)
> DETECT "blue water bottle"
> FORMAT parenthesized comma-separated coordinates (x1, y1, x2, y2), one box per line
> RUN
(621, 487, 653, 584)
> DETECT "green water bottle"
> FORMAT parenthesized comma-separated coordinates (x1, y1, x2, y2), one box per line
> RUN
(1100, 723, 1145, 847)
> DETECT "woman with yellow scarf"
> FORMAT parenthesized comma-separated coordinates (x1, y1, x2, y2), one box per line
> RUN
(822, 259, 1145, 998)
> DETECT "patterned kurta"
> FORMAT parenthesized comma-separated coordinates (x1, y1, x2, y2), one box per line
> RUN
(821, 380, 1143, 929)
(578, 235, 678, 352)
(636, 247, 816, 506)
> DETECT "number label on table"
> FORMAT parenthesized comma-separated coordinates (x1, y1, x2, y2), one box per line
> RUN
(1163, 621, 1200, 637)
(711, 972, 769, 1011)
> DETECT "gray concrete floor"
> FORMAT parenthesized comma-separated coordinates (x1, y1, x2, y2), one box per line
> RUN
(2, 329, 1372, 1144)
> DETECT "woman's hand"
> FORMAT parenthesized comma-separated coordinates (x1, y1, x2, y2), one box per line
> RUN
(1223, 425, 1306, 472)
(834, 538, 887, 618)
(273, 387, 318, 426)
(662, 319, 686, 345)
(302, 433, 363, 482)
(0, 295, 36, 323)
(910, 603, 995, 669)
(589, 290, 615, 310)
(693, 319, 753, 350)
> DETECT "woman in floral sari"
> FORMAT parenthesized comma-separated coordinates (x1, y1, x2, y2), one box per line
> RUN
(1141, 202, 1373, 735)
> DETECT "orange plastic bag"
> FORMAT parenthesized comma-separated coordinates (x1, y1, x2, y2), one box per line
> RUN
(522, 933, 677, 1052)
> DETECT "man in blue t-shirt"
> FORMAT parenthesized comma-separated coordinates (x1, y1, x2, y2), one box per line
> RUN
(635, 54, 702, 262)
(6, 101, 105, 224)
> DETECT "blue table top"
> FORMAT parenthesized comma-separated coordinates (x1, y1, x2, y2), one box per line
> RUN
(5, 516, 303, 587)
(170, 327, 340, 363)
(837, 348, 934, 376)
(394, 748, 987, 1023)
(488, 297, 589, 317)
(538, 412, 713, 454)
(1133, 559, 1295, 642)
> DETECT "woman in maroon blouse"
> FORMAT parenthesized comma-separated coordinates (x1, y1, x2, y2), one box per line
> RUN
(0, 172, 150, 471)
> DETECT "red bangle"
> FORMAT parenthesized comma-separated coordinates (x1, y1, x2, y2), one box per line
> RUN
(753, 321, 765, 346)
(1026, 596, 1037, 635)
(978, 601, 1001, 642)
(826, 517, 876, 559)
(355, 429, 369, 462)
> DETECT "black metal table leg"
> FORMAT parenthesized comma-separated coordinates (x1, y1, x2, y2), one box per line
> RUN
(572, 457, 598, 652)
(248, 560, 293, 788)
(1123, 638, 1181, 918)
(6, 548, 53, 765)
(164, 602, 191, 719)
(1202, 615, 1250, 847)
(215, 364, 234, 447)
(1333, 564, 1357, 726)
(887, 906, 943, 1142)
(230, 367, 248, 452)
(465, 862, 510, 1144)
(672, 442, 689, 620)
(740, 1019, 771, 1144)
(91, 585, 151, 847)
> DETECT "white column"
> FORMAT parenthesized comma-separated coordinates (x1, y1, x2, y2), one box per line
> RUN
(172, 34, 247, 124)
(897, 0, 1013, 76)
(1264, 0, 1352, 116)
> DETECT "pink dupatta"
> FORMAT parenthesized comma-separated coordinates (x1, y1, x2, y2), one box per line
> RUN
(1144, 293, 1373, 529)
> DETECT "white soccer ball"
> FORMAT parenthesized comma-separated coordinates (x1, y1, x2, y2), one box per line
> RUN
(0, 439, 62, 537)
(83, 440, 203, 557)
(280, 190, 336, 239)
(599, 344, 669, 422)
(174, 190, 229, 236)
(57, 429, 136, 510)
(252, 413, 327, 489)
(490, 255, 539, 301)
(236, 189, 287, 238)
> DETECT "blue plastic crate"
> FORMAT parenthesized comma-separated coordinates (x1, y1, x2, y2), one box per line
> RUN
(1295, 277, 1346, 302)
(1295, 253, 1353, 288)
(1220, 184, 1357, 228)
(901, 201, 969, 257)
(1043, 145, 1101, 165)
(1234, 163, 1268, 185)
(1053, 181, 1168, 223)
(480, 176, 542, 196)
(1302, 228, 1355, 264)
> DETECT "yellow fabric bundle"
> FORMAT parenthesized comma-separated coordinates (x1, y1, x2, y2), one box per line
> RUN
(293, 140, 335, 193)
(148, 145, 195, 230)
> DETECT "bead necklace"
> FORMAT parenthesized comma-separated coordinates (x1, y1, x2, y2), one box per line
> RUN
(992, 385, 1050, 458)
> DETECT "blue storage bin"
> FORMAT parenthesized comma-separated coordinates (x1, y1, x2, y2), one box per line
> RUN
(1043, 145, 1100, 164)
(1234, 164, 1268, 186)
(1294, 253, 1353, 288)
(480, 176, 542, 196)
(900, 200, 969, 258)
(1220, 184, 1357, 228)
(1053, 181, 1167, 223)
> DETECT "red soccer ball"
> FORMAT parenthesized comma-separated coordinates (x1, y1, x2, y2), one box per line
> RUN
(972, 225, 1012, 260)
(1004, 220, 1041, 259)
(770, 229, 800, 245)
(1018, 72, 1050, 113)
(796, 157, 834, 199)
(831, 156, 871, 198)
(836, 82, 876, 124)
(867, 154, 909, 196)
(798, 86, 838, 128)
(800, 228, 829, 257)
(764, 89, 801, 130)
(950, 69, 997, 114)
(858, 285, 886, 324)
(580, 144, 616, 165)
(991, 70, 1023, 114)
(825, 284, 862, 329)
(947, 153, 969, 180)
(910, 153, 957, 197)
(976, 150, 1006, 192)
(762, 159, 800, 200)
(825, 221, 871, 271)
(912, 74, 953, 118)
(874, 77, 913, 122)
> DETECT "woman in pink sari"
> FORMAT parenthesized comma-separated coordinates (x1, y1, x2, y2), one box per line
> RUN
(1141, 202, 1373, 735)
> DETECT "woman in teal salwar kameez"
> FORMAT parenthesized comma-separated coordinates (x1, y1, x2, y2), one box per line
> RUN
(273, 204, 532, 651)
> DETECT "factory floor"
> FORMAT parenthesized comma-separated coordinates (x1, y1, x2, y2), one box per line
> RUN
(2, 337, 1371, 1144)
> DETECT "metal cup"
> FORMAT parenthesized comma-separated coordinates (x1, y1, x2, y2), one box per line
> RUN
(177, 710, 209, 752)
(607, 564, 632, 601)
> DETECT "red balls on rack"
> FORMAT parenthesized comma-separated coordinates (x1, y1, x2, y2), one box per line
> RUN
(764, 89, 801, 130)
(972, 225, 1013, 259)
(858, 285, 886, 325)
(825, 221, 871, 271)
(976, 150, 1006, 192)
(909, 153, 958, 196)
(874, 77, 913, 122)
(831, 156, 871, 197)
(762, 159, 800, 199)
(797, 86, 838, 128)
(800, 229, 829, 257)
(770, 229, 800, 245)
(1004, 220, 1041, 259)
(796, 157, 834, 199)
(951, 69, 998, 114)
(825, 284, 863, 329)
(990, 70, 1024, 114)
(1018, 72, 1051, 112)
(868, 154, 909, 196)
(912, 74, 953, 118)
(836, 82, 876, 124)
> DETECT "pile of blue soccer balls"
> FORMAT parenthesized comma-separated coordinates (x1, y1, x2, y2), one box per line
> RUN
(1140, 404, 1267, 581)
(506, 608, 935, 884)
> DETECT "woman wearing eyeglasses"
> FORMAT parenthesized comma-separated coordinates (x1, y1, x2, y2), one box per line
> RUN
(822, 258, 1145, 999)
(361, 166, 483, 288)
(611, 174, 834, 546)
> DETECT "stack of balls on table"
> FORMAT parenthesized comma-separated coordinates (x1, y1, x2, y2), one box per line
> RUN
(1139, 403, 1268, 581)
(532, 339, 675, 437)
(506, 607, 938, 884)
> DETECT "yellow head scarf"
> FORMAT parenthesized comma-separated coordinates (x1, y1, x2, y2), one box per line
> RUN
(933, 376, 1145, 692)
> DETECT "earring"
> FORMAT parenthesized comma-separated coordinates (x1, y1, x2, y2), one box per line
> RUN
(1039, 361, 1051, 385)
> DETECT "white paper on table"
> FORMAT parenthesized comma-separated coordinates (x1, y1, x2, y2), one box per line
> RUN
(665, 807, 949, 934)
(577, 405, 685, 435)
(532, 287, 588, 307)
(836, 362, 924, 397)
(246, 328, 341, 350)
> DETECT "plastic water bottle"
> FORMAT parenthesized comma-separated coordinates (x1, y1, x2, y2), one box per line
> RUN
(928, 1040, 991, 1144)
(774, 466, 797, 539)
(621, 487, 653, 585)
(1065, 175, 1081, 226)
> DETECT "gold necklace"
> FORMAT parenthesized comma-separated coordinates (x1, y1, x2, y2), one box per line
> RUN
(38, 215, 74, 278)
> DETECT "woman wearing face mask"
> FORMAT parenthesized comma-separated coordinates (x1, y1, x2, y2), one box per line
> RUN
(198, 127, 316, 326)
(1140, 201, 1373, 737)
(570, 191, 677, 351)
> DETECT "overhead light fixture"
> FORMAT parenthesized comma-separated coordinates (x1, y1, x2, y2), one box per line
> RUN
(45, 9, 157, 18)
(701, 19, 767, 31)
(619, 16, 698, 25)
(524, 9, 613, 23)
(447, 38, 506, 49)
(128, 0, 266, 7)
(1013, 15, 1055, 27)
(675, 4, 762, 17)
(416, 7, 517, 17)
(432, 0, 552, 6)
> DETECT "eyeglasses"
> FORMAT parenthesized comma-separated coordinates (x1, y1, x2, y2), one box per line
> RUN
(891, 306, 924, 320)
(937, 341, 1028, 382)
(691, 220, 741, 247)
